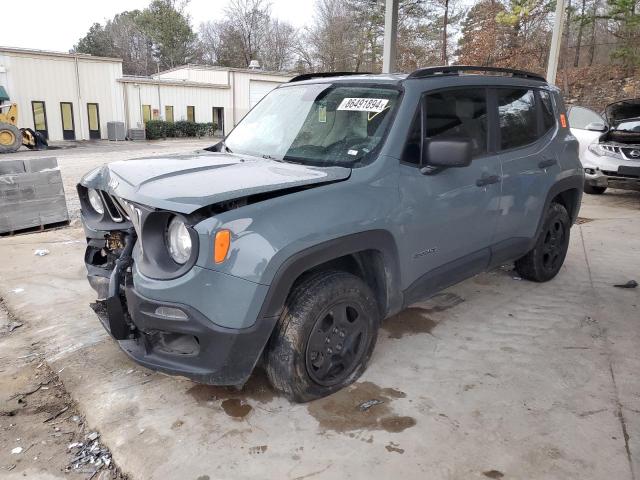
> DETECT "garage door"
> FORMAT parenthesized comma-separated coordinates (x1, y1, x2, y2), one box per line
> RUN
(249, 81, 278, 108)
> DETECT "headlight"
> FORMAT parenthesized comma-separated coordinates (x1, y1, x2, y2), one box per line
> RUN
(88, 189, 104, 214)
(166, 217, 192, 264)
(588, 143, 622, 159)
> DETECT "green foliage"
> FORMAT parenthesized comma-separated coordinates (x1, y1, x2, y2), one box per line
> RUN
(145, 120, 216, 140)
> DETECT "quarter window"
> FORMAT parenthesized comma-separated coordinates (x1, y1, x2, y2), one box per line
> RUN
(497, 88, 537, 150)
(539, 90, 556, 133)
(425, 88, 488, 158)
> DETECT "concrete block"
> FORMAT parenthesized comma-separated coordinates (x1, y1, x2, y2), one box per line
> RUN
(23, 157, 59, 173)
(0, 160, 25, 175)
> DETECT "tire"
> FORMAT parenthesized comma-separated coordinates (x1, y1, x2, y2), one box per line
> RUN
(584, 183, 606, 195)
(0, 123, 22, 153)
(265, 270, 380, 402)
(515, 203, 571, 282)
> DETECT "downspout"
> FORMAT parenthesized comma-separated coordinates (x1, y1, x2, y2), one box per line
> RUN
(231, 70, 236, 127)
(156, 63, 161, 119)
(123, 82, 130, 133)
(74, 55, 85, 140)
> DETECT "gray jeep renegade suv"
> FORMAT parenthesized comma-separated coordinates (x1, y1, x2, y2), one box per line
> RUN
(78, 66, 583, 402)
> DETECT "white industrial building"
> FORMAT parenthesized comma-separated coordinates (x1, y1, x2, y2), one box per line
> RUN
(0, 46, 292, 142)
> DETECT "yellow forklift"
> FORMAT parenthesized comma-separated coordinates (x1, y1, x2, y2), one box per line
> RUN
(0, 87, 48, 153)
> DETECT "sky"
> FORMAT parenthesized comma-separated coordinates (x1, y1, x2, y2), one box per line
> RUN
(1, 0, 314, 53)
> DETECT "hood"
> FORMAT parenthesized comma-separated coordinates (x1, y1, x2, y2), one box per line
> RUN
(81, 151, 351, 214)
(605, 98, 640, 125)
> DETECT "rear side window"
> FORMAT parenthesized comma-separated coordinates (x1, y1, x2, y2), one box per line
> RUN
(425, 88, 488, 158)
(497, 88, 537, 150)
(539, 90, 556, 133)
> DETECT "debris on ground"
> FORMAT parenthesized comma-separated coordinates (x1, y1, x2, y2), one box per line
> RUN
(6, 320, 23, 332)
(11, 446, 23, 454)
(613, 280, 638, 289)
(33, 249, 50, 256)
(67, 433, 114, 476)
(358, 399, 384, 412)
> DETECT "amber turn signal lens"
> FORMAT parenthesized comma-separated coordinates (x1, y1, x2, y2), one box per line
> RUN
(560, 113, 567, 128)
(214, 229, 231, 264)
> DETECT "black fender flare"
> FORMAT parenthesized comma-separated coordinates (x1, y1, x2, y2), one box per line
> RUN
(257, 229, 403, 320)
(536, 173, 584, 236)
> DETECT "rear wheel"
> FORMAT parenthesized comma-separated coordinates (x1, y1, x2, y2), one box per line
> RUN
(265, 271, 380, 402)
(0, 123, 22, 153)
(584, 183, 606, 195)
(515, 203, 570, 282)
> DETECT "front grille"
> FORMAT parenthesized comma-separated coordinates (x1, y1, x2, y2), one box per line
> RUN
(601, 144, 640, 161)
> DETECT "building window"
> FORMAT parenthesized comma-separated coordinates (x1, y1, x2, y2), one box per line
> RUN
(60, 102, 75, 140)
(212, 107, 224, 135)
(31, 101, 48, 139)
(165, 106, 174, 123)
(142, 104, 151, 123)
(187, 106, 195, 122)
(87, 103, 101, 139)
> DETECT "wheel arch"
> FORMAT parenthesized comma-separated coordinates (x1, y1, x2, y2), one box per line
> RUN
(257, 230, 403, 320)
(535, 175, 583, 241)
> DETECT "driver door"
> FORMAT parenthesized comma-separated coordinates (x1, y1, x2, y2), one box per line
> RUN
(396, 87, 502, 304)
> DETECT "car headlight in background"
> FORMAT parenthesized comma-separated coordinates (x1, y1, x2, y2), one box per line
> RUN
(588, 143, 622, 159)
(88, 189, 104, 215)
(166, 216, 192, 264)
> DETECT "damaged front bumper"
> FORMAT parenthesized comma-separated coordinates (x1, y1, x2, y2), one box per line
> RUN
(84, 225, 276, 386)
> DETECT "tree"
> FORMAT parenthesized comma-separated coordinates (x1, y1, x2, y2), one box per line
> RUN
(457, 0, 509, 66)
(137, 0, 199, 69)
(73, 23, 115, 58)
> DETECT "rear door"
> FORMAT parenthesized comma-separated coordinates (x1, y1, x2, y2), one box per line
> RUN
(493, 87, 561, 258)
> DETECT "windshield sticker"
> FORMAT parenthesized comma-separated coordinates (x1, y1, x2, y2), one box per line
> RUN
(338, 98, 389, 113)
(318, 105, 327, 123)
(348, 149, 358, 156)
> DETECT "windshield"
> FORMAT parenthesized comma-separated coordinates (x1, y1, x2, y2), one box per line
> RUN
(614, 119, 640, 132)
(224, 84, 401, 167)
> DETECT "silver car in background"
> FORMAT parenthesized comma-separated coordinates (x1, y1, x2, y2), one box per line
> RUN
(569, 99, 640, 194)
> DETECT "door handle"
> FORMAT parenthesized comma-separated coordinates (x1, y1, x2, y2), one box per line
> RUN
(476, 175, 501, 187)
(538, 158, 557, 169)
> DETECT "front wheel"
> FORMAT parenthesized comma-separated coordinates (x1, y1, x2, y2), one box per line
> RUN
(515, 203, 570, 282)
(265, 271, 380, 402)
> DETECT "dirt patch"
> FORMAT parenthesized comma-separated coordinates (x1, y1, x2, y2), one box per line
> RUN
(383, 308, 437, 339)
(306, 381, 414, 433)
(576, 217, 595, 224)
(221, 399, 252, 419)
(420, 292, 465, 313)
(483, 470, 504, 479)
(187, 368, 275, 406)
(0, 362, 126, 479)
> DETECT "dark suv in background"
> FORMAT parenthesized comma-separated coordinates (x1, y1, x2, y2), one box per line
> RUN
(79, 66, 583, 402)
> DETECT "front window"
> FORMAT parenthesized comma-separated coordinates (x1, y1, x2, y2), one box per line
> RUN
(224, 84, 401, 167)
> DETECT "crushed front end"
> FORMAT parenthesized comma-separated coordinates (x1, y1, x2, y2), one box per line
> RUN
(77, 174, 275, 386)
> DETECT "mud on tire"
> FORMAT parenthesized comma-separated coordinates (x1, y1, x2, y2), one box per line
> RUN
(265, 270, 380, 403)
(515, 202, 571, 282)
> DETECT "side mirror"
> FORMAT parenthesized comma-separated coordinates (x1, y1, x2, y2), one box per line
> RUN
(421, 138, 472, 173)
(204, 141, 224, 152)
(585, 122, 607, 132)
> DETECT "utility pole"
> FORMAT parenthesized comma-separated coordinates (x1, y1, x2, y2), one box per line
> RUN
(547, 0, 566, 84)
(382, 0, 399, 73)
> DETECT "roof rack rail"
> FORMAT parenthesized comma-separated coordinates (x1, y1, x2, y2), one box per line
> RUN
(289, 71, 371, 83)
(407, 65, 546, 82)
